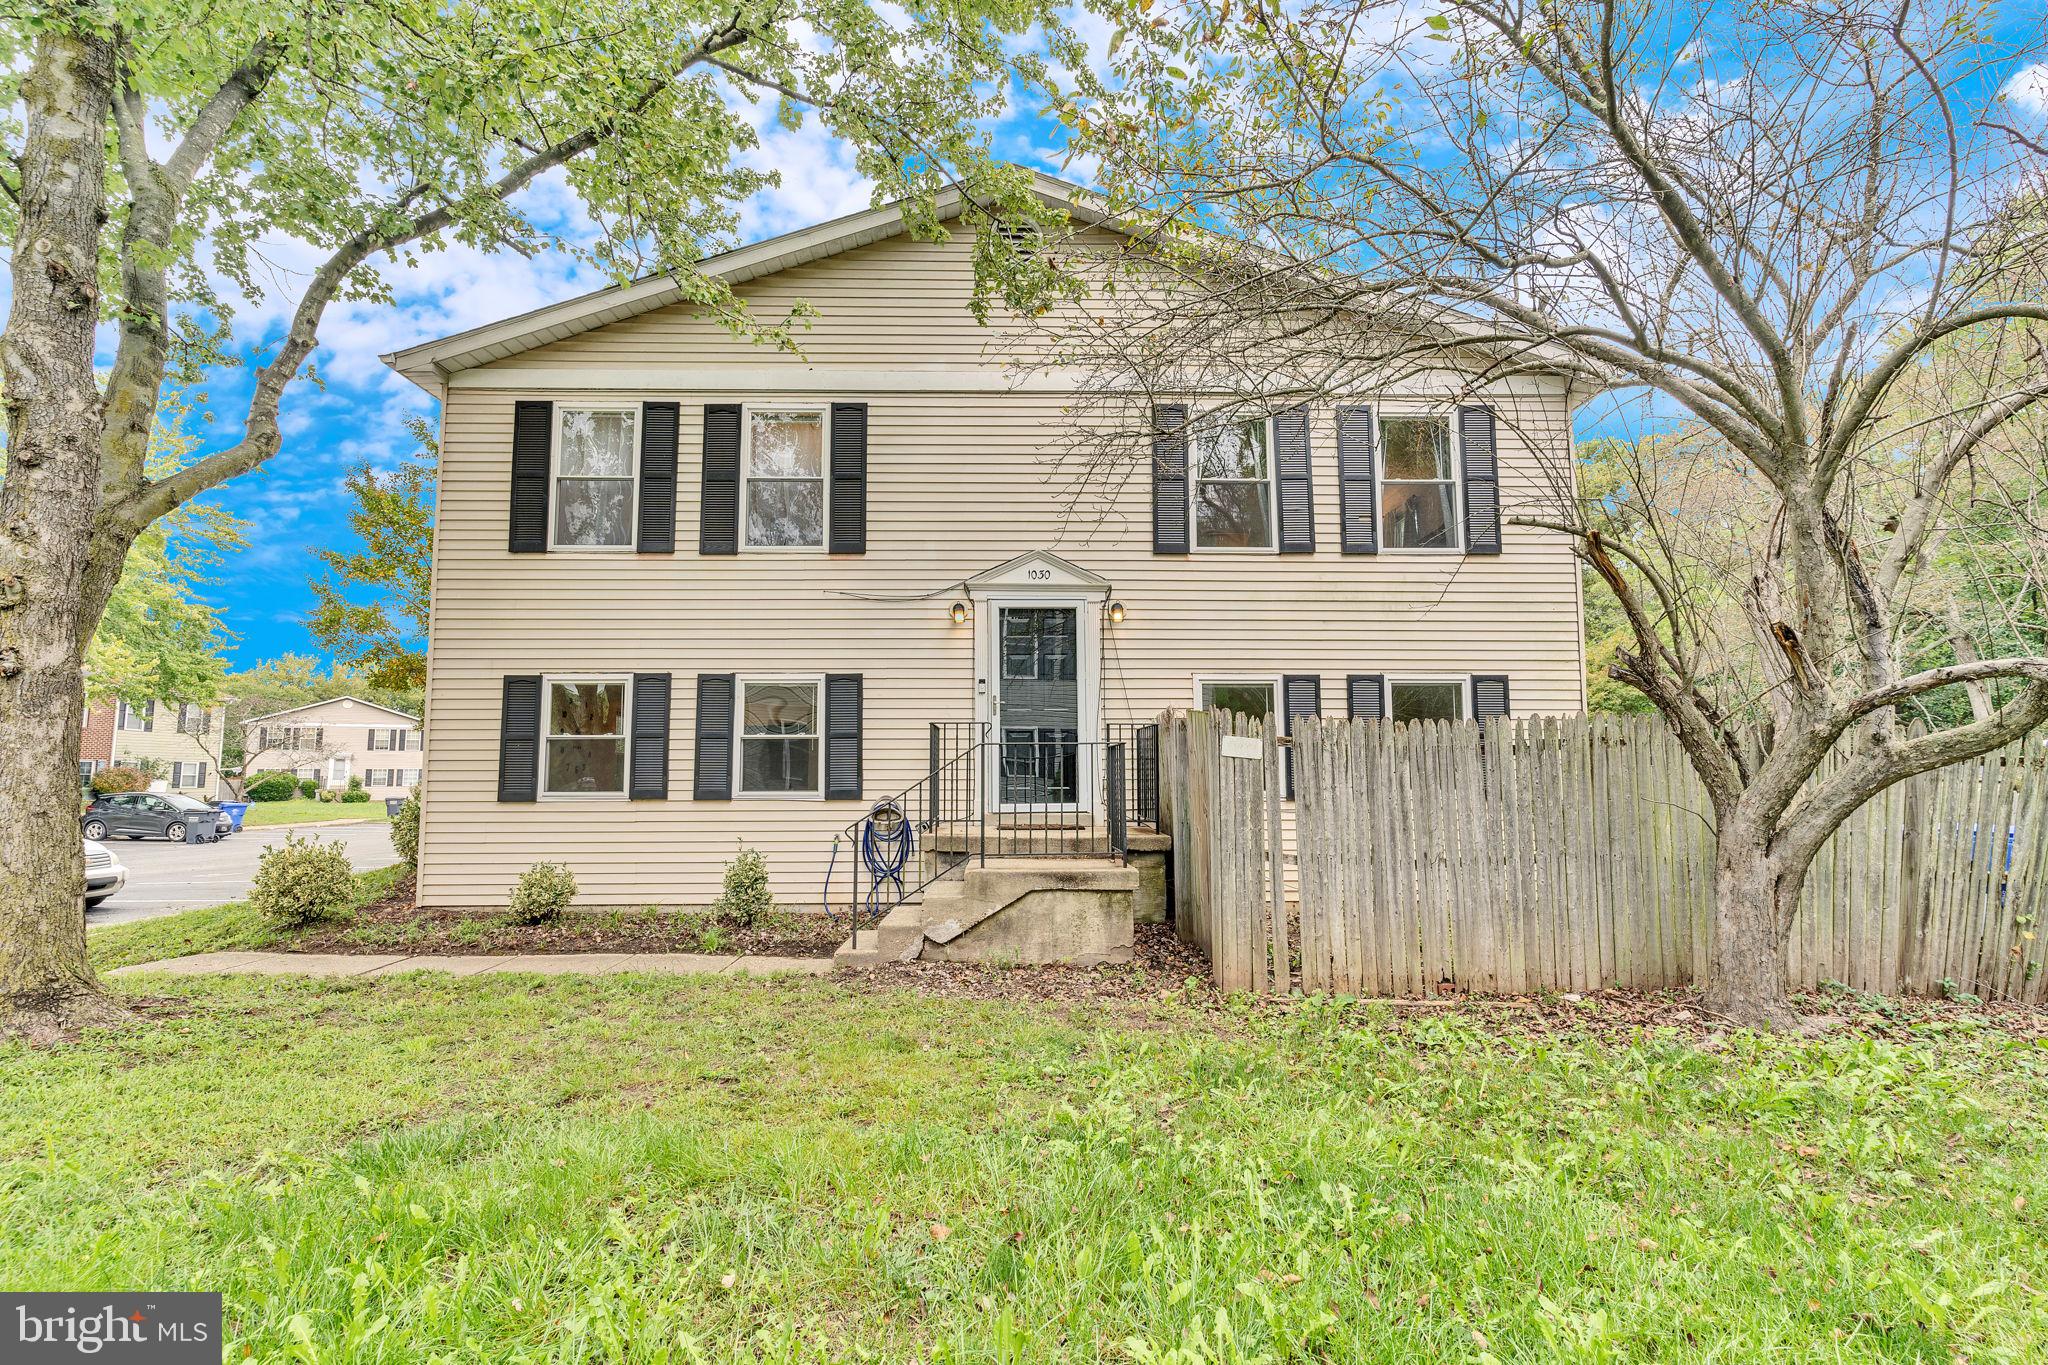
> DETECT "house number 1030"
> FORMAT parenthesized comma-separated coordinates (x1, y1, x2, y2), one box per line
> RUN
(1026, 568, 1052, 581)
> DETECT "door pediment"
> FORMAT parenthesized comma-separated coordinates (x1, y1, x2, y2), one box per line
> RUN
(964, 550, 1110, 599)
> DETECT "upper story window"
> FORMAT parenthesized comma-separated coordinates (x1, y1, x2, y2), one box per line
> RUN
(738, 677, 821, 795)
(552, 406, 638, 549)
(1192, 418, 1274, 550)
(543, 678, 628, 796)
(743, 409, 827, 549)
(1389, 677, 1468, 722)
(1379, 415, 1459, 550)
(116, 700, 154, 731)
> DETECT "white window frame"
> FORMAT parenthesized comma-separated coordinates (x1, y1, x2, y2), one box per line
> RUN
(328, 755, 351, 788)
(546, 404, 640, 553)
(1385, 675, 1472, 724)
(739, 404, 832, 553)
(735, 674, 826, 799)
(1191, 674, 1284, 723)
(537, 673, 633, 800)
(1188, 413, 1279, 554)
(1376, 410, 1464, 554)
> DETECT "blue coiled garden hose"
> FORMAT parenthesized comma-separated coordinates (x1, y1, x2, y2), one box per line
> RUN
(822, 799, 916, 928)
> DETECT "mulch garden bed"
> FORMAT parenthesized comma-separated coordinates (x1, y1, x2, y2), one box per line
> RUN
(286, 875, 847, 959)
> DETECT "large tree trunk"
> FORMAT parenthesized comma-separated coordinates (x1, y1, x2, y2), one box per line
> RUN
(0, 29, 128, 1040)
(1700, 815, 1808, 1030)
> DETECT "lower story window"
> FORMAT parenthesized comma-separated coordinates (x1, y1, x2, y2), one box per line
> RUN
(544, 677, 628, 795)
(1388, 678, 1468, 723)
(1196, 677, 1280, 723)
(739, 678, 820, 795)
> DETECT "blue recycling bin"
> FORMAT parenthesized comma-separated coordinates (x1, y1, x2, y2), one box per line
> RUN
(219, 801, 249, 832)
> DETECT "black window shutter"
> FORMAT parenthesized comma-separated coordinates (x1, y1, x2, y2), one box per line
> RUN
(1281, 674, 1320, 799)
(1472, 674, 1511, 720)
(692, 674, 735, 799)
(143, 700, 155, 732)
(1151, 403, 1189, 554)
(1274, 405, 1315, 553)
(1347, 673, 1387, 720)
(629, 673, 672, 799)
(1337, 405, 1378, 554)
(829, 402, 868, 554)
(824, 673, 863, 800)
(510, 400, 552, 553)
(497, 675, 542, 802)
(700, 404, 742, 555)
(1459, 405, 1502, 554)
(637, 401, 679, 553)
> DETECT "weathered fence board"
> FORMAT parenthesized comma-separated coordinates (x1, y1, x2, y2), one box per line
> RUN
(1158, 711, 2048, 1002)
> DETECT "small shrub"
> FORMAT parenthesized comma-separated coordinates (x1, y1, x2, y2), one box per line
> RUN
(508, 862, 576, 926)
(249, 833, 357, 928)
(90, 766, 149, 796)
(297, 777, 318, 799)
(243, 770, 298, 802)
(391, 787, 421, 867)
(712, 843, 776, 929)
(339, 783, 370, 803)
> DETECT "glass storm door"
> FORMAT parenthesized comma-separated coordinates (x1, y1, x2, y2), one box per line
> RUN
(996, 606, 1080, 807)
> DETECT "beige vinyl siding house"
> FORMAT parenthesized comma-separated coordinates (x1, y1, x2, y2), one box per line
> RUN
(244, 696, 423, 799)
(89, 700, 226, 799)
(388, 176, 1594, 909)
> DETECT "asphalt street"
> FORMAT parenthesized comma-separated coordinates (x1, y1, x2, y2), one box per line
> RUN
(85, 822, 401, 926)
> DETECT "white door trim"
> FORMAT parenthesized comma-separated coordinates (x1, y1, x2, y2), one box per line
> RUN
(974, 592, 1101, 814)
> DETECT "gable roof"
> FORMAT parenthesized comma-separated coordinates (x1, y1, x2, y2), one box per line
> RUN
(382, 167, 1605, 400)
(382, 172, 1107, 394)
(244, 695, 421, 726)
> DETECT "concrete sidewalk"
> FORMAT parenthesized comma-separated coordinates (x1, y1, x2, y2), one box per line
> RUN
(111, 951, 831, 979)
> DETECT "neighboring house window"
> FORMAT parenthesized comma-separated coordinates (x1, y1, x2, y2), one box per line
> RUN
(1195, 676, 1281, 723)
(175, 703, 206, 734)
(367, 768, 390, 786)
(1191, 417, 1274, 550)
(742, 408, 827, 549)
(78, 761, 96, 784)
(543, 677, 629, 796)
(1379, 415, 1460, 550)
(402, 769, 420, 786)
(1388, 677, 1468, 723)
(737, 677, 821, 795)
(116, 700, 155, 731)
(551, 406, 638, 549)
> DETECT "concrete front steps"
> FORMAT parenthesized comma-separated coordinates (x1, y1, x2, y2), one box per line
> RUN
(833, 857, 1139, 970)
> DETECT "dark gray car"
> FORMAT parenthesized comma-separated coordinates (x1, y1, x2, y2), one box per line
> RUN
(80, 792, 231, 842)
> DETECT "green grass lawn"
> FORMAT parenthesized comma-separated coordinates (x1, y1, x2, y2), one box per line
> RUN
(9, 911, 2048, 1360)
(86, 865, 409, 969)
(236, 797, 391, 827)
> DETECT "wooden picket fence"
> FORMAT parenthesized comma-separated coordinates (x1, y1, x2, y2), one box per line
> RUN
(1155, 710, 2048, 1000)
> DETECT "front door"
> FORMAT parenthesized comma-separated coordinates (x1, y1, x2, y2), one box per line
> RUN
(995, 605, 1082, 810)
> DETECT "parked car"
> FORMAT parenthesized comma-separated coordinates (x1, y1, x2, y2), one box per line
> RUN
(83, 839, 127, 909)
(79, 792, 231, 842)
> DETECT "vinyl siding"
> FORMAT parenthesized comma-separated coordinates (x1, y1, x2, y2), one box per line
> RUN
(245, 697, 423, 798)
(107, 704, 225, 799)
(416, 231, 1587, 907)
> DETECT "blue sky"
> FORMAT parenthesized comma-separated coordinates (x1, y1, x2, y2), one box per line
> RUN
(23, 7, 2046, 669)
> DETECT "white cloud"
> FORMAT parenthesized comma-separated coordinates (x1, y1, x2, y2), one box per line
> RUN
(2004, 63, 2048, 115)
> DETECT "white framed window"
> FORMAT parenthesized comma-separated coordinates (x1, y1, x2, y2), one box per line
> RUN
(1387, 676, 1470, 723)
(542, 676, 630, 797)
(1378, 413, 1461, 551)
(737, 676, 823, 796)
(741, 407, 829, 549)
(550, 405, 639, 550)
(400, 769, 420, 787)
(78, 761, 98, 784)
(116, 700, 155, 731)
(1190, 416, 1276, 550)
(1193, 675, 1282, 723)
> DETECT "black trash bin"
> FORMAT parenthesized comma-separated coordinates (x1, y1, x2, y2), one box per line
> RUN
(385, 797, 405, 818)
(184, 815, 211, 844)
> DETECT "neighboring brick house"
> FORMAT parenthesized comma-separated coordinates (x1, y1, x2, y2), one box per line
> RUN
(80, 699, 227, 798)
(243, 696, 424, 799)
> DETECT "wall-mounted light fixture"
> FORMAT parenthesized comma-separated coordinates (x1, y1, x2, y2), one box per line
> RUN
(1107, 600, 1127, 625)
(949, 601, 969, 625)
